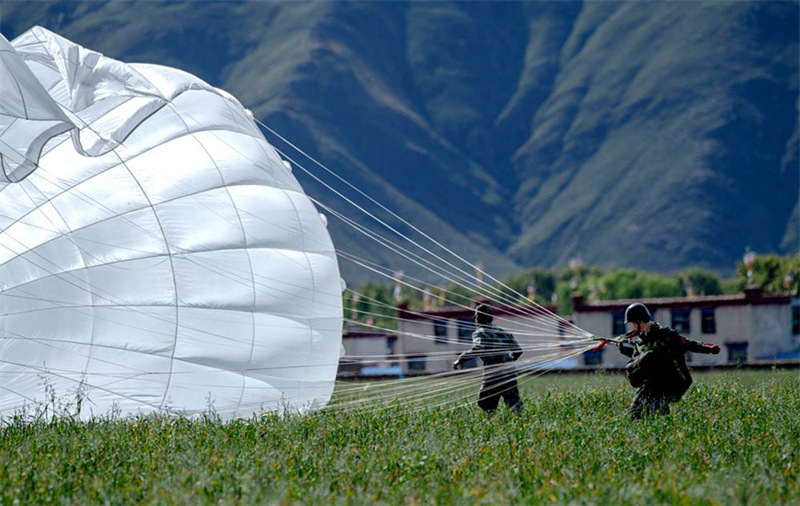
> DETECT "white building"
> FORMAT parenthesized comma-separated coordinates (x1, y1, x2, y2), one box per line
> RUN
(572, 287, 800, 368)
(339, 326, 401, 378)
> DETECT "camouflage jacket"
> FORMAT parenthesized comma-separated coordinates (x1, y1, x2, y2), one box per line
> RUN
(457, 323, 522, 367)
(618, 322, 717, 397)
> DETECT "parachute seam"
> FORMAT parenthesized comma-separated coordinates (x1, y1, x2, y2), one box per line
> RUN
(1, 246, 333, 297)
(281, 189, 316, 403)
(1, 303, 336, 322)
(0, 337, 341, 376)
(91, 154, 179, 411)
(0, 182, 330, 275)
(0, 177, 309, 251)
(177, 98, 256, 416)
(2, 300, 340, 356)
(13, 181, 98, 380)
(148, 98, 255, 411)
(218, 101, 258, 417)
(85, 148, 181, 411)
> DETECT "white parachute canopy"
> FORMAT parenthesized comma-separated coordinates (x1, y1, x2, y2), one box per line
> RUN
(0, 27, 344, 419)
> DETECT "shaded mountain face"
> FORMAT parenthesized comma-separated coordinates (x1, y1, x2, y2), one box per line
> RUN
(2, 1, 797, 281)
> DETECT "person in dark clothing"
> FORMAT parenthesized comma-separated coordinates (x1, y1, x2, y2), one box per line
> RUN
(452, 304, 523, 413)
(617, 302, 720, 419)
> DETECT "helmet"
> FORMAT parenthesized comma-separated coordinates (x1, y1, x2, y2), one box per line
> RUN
(625, 303, 651, 323)
(474, 303, 493, 324)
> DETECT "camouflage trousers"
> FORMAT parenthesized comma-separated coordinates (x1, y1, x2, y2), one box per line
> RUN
(478, 369, 523, 413)
(629, 383, 670, 420)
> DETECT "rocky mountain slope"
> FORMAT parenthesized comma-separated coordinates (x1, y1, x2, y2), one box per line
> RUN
(2, 0, 797, 281)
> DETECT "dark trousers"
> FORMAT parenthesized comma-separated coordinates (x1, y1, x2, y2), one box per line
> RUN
(629, 383, 670, 419)
(478, 368, 522, 413)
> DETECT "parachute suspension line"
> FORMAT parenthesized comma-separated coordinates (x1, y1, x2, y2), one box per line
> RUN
(398, 351, 588, 416)
(341, 287, 590, 343)
(340, 296, 590, 347)
(156, 111, 587, 342)
(336, 248, 586, 339)
(337, 260, 584, 349)
(259, 120, 585, 334)
(339, 316, 588, 357)
(335, 245, 583, 339)
(288, 156, 574, 333)
(327, 345, 593, 414)
(314, 199, 576, 334)
(252, 124, 599, 413)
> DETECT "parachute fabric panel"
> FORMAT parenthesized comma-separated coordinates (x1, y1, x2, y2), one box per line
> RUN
(0, 34, 74, 183)
(0, 26, 343, 419)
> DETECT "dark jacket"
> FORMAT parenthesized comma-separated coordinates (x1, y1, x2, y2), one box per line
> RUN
(457, 323, 522, 368)
(618, 322, 717, 399)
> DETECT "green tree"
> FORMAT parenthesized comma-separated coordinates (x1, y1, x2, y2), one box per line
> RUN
(500, 266, 557, 304)
(679, 267, 723, 296)
(737, 253, 800, 294)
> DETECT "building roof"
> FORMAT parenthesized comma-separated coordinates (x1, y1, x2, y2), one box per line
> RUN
(572, 286, 791, 313)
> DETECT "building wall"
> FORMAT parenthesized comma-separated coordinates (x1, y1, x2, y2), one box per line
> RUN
(342, 336, 392, 360)
(751, 304, 793, 359)
(395, 318, 467, 374)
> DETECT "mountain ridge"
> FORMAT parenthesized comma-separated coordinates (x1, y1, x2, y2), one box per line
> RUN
(1, 0, 797, 282)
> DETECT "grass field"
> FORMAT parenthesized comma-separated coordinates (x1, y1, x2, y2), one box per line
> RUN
(1, 370, 797, 504)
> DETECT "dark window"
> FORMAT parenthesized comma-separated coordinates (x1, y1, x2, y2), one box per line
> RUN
(457, 319, 474, 342)
(611, 311, 626, 336)
(701, 308, 716, 334)
(407, 355, 426, 371)
(583, 348, 604, 367)
(433, 320, 448, 344)
(726, 342, 748, 364)
(671, 309, 691, 334)
(793, 306, 799, 335)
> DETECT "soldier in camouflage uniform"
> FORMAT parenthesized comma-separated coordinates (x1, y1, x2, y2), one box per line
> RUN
(452, 304, 523, 413)
(617, 303, 720, 419)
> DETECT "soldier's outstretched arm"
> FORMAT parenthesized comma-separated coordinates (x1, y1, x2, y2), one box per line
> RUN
(668, 328, 720, 355)
(685, 337, 721, 355)
(453, 329, 486, 369)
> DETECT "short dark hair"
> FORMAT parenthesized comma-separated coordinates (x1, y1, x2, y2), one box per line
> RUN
(474, 304, 493, 324)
